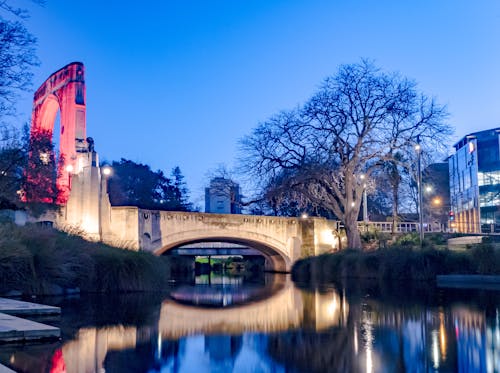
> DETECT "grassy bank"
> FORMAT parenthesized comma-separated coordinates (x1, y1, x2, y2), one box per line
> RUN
(0, 222, 192, 295)
(292, 237, 500, 283)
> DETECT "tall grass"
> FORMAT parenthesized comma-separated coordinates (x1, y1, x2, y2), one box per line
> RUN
(0, 222, 192, 295)
(292, 240, 499, 284)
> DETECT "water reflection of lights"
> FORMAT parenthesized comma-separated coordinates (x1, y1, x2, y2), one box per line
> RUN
(157, 331, 162, 361)
(439, 312, 447, 361)
(342, 290, 348, 326)
(354, 322, 358, 355)
(453, 306, 500, 372)
(326, 294, 339, 317)
(431, 329, 440, 369)
(361, 310, 374, 373)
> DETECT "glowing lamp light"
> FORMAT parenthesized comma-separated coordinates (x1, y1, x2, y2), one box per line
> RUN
(102, 166, 112, 176)
(433, 197, 442, 206)
(65, 164, 74, 173)
(360, 174, 365, 180)
(425, 185, 433, 193)
(414, 144, 421, 152)
(301, 213, 308, 219)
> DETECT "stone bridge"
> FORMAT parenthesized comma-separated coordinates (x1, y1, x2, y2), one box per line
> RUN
(49, 151, 338, 272)
(99, 206, 339, 272)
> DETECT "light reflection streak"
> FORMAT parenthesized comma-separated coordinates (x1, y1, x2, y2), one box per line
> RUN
(439, 312, 447, 361)
(362, 310, 374, 373)
(157, 331, 162, 360)
(354, 322, 358, 355)
(431, 329, 440, 369)
(326, 294, 339, 318)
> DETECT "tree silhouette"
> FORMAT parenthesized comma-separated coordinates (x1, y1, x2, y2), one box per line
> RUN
(241, 60, 451, 249)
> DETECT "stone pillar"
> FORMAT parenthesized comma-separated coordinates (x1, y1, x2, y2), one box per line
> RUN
(60, 151, 103, 240)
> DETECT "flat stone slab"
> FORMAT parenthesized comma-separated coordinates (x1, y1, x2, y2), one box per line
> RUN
(0, 363, 17, 372)
(0, 312, 59, 342)
(0, 298, 60, 316)
(437, 275, 500, 290)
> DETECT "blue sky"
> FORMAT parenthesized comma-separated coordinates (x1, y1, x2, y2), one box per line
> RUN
(14, 0, 500, 207)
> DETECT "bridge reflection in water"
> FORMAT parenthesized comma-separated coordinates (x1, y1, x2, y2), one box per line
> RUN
(159, 275, 347, 339)
(2, 278, 500, 372)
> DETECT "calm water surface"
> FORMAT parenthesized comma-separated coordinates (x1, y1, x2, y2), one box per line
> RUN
(1, 274, 500, 372)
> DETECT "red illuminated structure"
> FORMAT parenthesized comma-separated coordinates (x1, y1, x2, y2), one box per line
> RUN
(26, 62, 87, 204)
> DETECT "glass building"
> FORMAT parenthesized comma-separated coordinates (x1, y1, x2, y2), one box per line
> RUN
(448, 127, 500, 233)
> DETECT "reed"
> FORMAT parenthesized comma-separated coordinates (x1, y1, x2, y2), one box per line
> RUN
(0, 222, 191, 295)
(292, 239, 498, 284)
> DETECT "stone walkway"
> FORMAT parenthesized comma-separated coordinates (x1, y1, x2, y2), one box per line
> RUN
(0, 363, 16, 372)
(0, 312, 60, 342)
(0, 297, 60, 344)
(0, 298, 60, 315)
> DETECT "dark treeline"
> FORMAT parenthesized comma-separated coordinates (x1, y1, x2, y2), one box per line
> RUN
(106, 159, 193, 211)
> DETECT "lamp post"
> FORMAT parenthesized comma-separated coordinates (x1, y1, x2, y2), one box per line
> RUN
(99, 165, 112, 241)
(415, 137, 424, 247)
(101, 166, 112, 194)
(65, 164, 74, 190)
(359, 174, 369, 223)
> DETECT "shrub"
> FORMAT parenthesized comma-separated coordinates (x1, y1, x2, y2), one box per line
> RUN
(292, 244, 488, 283)
(470, 239, 499, 275)
(0, 222, 186, 295)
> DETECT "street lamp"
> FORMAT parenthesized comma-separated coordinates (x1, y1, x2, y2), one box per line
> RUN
(101, 165, 112, 197)
(65, 164, 74, 189)
(362, 182, 368, 223)
(359, 174, 369, 223)
(415, 137, 424, 247)
(432, 197, 442, 206)
(102, 166, 112, 176)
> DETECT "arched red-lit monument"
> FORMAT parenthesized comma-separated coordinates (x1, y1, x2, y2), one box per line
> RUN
(26, 62, 87, 204)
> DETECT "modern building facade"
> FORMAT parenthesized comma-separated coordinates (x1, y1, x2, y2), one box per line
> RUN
(448, 127, 500, 233)
(205, 177, 242, 214)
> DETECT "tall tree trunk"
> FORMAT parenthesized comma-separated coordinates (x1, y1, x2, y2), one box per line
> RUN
(345, 219, 362, 250)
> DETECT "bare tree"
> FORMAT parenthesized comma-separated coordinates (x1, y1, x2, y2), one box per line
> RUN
(240, 60, 451, 249)
(0, 0, 39, 120)
(0, 123, 26, 207)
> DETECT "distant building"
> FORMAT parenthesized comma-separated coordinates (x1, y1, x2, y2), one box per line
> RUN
(205, 177, 242, 214)
(448, 127, 500, 233)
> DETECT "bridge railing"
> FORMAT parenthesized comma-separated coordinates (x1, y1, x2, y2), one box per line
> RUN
(356, 221, 446, 233)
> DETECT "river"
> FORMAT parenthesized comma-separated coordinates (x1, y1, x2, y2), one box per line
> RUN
(1, 273, 499, 372)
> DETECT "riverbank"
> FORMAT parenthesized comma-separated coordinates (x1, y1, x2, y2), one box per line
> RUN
(292, 239, 500, 283)
(0, 222, 192, 296)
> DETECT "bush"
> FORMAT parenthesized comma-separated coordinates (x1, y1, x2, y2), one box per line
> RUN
(470, 239, 499, 275)
(0, 222, 186, 295)
(292, 242, 497, 283)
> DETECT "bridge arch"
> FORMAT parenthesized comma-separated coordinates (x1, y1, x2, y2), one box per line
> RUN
(153, 232, 296, 272)
(27, 62, 87, 204)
